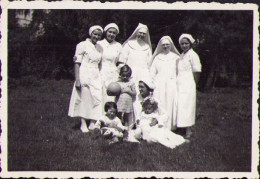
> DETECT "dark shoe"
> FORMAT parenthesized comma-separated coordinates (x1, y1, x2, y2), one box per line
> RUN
(185, 130, 192, 139)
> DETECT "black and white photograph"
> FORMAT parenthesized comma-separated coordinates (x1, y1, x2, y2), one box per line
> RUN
(0, 1, 259, 178)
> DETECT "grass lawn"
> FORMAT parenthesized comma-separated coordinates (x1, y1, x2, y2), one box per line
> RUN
(8, 79, 252, 171)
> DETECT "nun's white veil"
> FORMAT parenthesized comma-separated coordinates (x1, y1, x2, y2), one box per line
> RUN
(122, 23, 152, 52)
(152, 36, 180, 60)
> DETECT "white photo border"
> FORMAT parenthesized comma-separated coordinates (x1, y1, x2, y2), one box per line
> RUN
(0, 1, 259, 178)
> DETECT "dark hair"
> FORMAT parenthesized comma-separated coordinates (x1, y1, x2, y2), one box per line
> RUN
(181, 37, 194, 47)
(104, 102, 117, 112)
(139, 81, 153, 92)
(142, 98, 158, 111)
(119, 64, 132, 77)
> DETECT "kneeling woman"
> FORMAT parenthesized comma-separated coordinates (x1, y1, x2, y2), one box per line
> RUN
(68, 25, 103, 133)
(126, 75, 167, 142)
(133, 75, 167, 121)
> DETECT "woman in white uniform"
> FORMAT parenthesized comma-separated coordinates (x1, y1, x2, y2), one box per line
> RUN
(176, 34, 201, 139)
(97, 23, 122, 103)
(119, 23, 152, 86)
(150, 36, 180, 130)
(68, 25, 103, 133)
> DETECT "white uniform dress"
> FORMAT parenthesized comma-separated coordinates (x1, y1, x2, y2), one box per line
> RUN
(97, 39, 122, 103)
(176, 48, 201, 127)
(137, 111, 186, 149)
(119, 40, 152, 85)
(68, 38, 103, 120)
(150, 52, 179, 130)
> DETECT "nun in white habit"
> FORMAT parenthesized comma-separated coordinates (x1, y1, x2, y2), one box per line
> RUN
(119, 23, 152, 86)
(150, 36, 180, 130)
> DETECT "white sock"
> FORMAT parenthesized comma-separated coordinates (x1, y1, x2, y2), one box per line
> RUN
(88, 120, 96, 130)
(80, 119, 89, 133)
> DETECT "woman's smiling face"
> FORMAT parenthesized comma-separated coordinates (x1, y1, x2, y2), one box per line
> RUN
(106, 28, 118, 42)
(91, 29, 102, 44)
(180, 38, 191, 53)
(139, 82, 150, 98)
(161, 39, 171, 53)
(136, 28, 147, 41)
(162, 43, 170, 53)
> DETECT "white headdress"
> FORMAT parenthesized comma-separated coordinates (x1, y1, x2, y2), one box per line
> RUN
(139, 73, 155, 90)
(178, 33, 195, 44)
(104, 23, 119, 34)
(89, 25, 103, 36)
(152, 36, 180, 60)
(122, 23, 152, 51)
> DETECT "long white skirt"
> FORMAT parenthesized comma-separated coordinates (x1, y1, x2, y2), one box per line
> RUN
(176, 72, 196, 127)
(68, 82, 103, 120)
(154, 77, 178, 130)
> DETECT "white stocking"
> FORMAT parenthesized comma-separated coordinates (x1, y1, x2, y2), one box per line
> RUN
(88, 120, 96, 130)
(80, 118, 89, 133)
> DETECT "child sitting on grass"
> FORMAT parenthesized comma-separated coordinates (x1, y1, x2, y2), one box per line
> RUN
(133, 97, 187, 149)
(94, 102, 127, 144)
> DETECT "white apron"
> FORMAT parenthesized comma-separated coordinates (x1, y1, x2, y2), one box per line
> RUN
(68, 39, 103, 120)
(176, 49, 201, 127)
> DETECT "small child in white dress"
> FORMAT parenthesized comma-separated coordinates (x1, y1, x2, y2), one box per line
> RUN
(135, 98, 186, 149)
(94, 102, 127, 144)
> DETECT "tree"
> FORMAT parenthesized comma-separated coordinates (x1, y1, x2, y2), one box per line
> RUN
(8, 9, 253, 89)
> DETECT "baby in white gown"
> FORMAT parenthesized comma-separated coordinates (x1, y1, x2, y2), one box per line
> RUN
(132, 98, 186, 149)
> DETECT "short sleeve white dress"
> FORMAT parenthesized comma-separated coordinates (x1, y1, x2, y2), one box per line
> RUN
(68, 38, 103, 120)
(176, 48, 201, 127)
(97, 39, 122, 103)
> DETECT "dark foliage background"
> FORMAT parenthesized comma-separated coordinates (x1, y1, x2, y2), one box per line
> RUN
(7, 9, 254, 173)
(8, 9, 253, 89)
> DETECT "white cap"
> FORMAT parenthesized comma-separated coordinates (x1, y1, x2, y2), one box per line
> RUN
(104, 23, 119, 34)
(89, 25, 103, 36)
(178, 33, 195, 44)
(139, 74, 155, 90)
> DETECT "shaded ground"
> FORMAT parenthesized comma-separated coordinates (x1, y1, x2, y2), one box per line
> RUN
(8, 79, 252, 171)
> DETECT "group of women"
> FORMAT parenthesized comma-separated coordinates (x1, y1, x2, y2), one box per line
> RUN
(68, 22, 201, 140)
